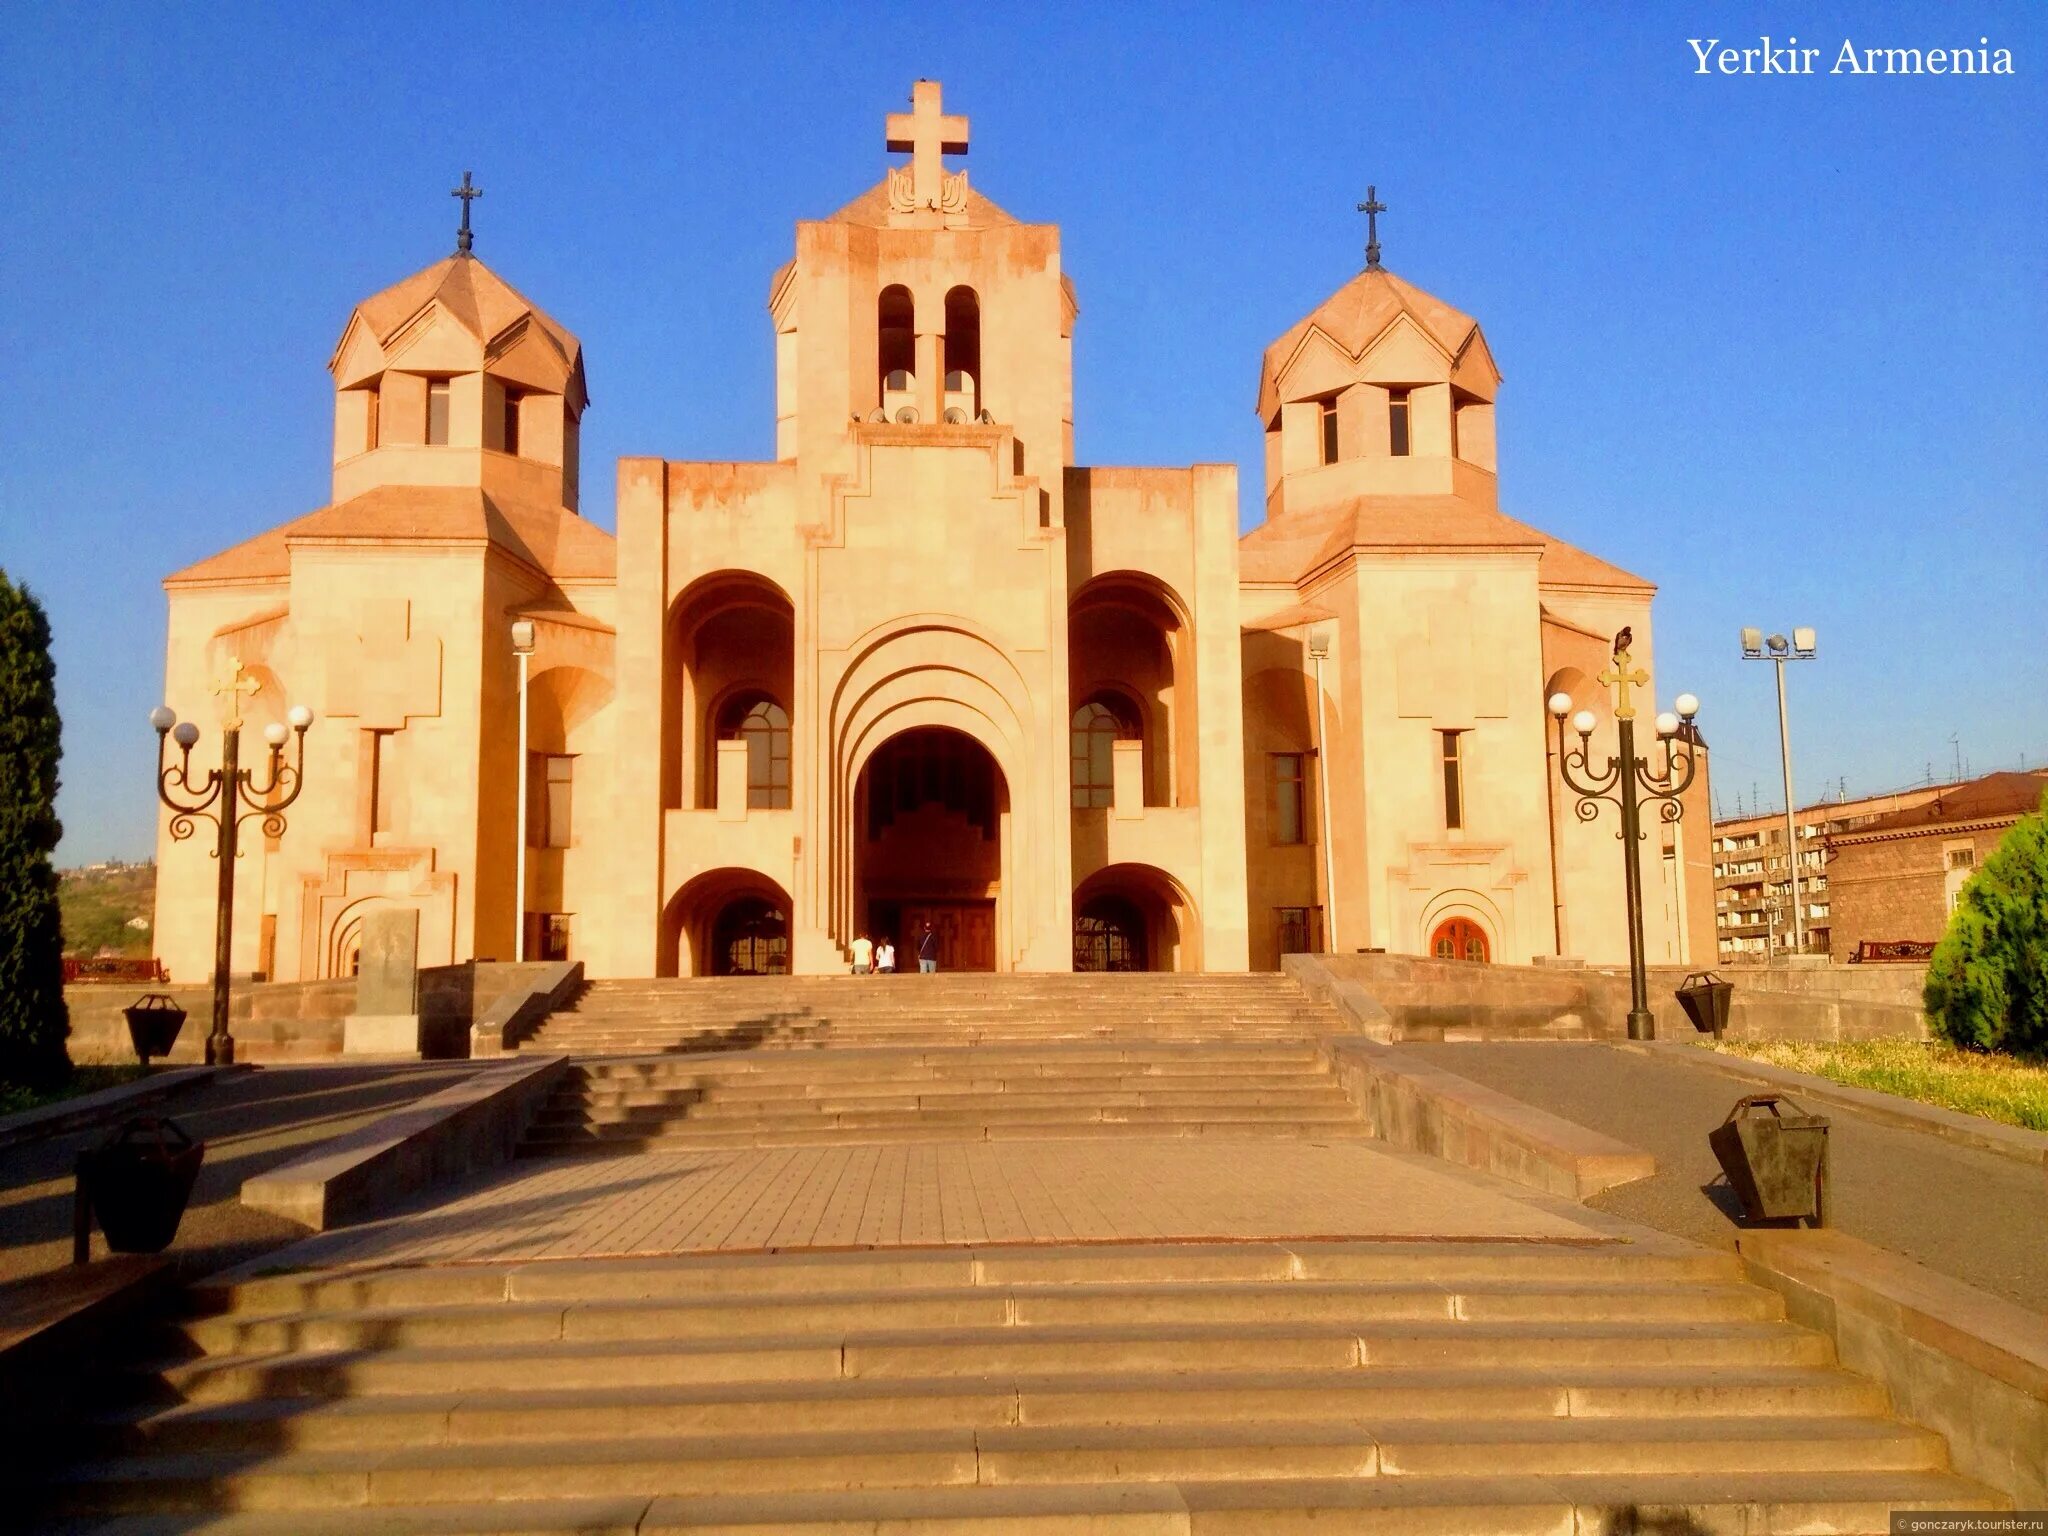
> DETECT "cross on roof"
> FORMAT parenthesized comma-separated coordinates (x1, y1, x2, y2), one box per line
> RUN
(211, 656, 263, 729)
(885, 80, 968, 212)
(452, 171, 482, 255)
(1356, 186, 1388, 271)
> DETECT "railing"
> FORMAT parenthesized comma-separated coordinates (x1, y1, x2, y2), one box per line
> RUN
(63, 955, 170, 985)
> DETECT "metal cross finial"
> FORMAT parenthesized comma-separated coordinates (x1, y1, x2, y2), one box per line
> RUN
(1597, 647, 1651, 723)
(452, 171, 482, 255)
(1356, 186, 1388, 271)
(211, 657, 263, 729)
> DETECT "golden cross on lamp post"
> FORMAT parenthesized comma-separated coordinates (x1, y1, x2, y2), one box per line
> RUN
(885, 79, 968, 211)
(1597, 646, 1649, 721)
(211, 656, 263, 728)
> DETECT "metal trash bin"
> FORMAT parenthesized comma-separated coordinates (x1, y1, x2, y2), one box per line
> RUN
(1709, 1094, 1828, 1227)
(122, 993, 188, 1065)
(1675, 972, 1733, 1038)
(75, 1116, 205, 1258)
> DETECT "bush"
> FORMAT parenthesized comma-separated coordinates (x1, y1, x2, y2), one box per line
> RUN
(1925, 788, 2048, 1055)
(0, 568, 71, 1090)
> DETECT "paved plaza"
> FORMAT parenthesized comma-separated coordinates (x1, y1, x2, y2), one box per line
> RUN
(265, 1136, 1613, 1273)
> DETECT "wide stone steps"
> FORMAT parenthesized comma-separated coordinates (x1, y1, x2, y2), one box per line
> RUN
(34, 1243, 1999, 1531)
(520, 1035, 1364, 1151)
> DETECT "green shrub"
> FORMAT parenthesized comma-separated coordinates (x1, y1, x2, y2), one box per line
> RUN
(1925, 788, 2048, 1054)
(0, 568, 71, 1090)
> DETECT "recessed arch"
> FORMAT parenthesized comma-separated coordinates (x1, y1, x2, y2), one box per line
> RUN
(661, 867, 793, 978)
(1069, 571, 1195, 808)
(1074, 862, 1201, 972)
(666, 571, 795, 810)
(1417, 887, 1502, 963)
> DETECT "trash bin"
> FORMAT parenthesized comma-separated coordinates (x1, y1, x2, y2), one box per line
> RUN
(1675, 972, 1734, 1038)
(121, 993, 188, 1065)
(77, 1117, 205, 1254)
(1708, 1094, 1828, 1227)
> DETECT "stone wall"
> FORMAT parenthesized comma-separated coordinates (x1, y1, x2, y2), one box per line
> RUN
(1827, 826, 2011, 960)
(1286, 952, 1926, 1043)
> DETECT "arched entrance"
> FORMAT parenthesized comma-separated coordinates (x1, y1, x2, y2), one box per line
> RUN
(1072, 863, 1198, 972)
(855, 726, 1006, 971)
(661, 868, 793, 977)
(1431, 917, 1490, 963)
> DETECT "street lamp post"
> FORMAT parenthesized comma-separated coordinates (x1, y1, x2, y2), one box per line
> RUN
(1306, 628, 1337, 952)
(1548, 635, 1700, 1041)
(1741, 627, 1816, 956)
(151, 659, 313, 1065)
(511, 619, 536, 962)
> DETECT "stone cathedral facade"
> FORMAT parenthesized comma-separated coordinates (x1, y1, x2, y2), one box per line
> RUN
(154, 82, 1714, 983)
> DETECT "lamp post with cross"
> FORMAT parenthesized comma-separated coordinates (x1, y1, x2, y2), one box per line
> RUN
(452, 170, 482, 255)
(151, 660, 315, 1065)
(1356, 186, 1388, 271)
(1548, 635, 1701, 1041)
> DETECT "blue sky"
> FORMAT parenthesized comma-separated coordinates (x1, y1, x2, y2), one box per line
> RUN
(3, 2, 2043, 863)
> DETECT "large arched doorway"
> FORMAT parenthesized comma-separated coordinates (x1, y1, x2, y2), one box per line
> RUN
(1072, 863, 1198, 972)
(855, 726, 1006, 971)
(661, 868, 793, 977)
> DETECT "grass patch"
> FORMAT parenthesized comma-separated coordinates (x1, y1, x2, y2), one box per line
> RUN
(0, 1064, 151, 1118)
(1705, 1039, 2048, 1133)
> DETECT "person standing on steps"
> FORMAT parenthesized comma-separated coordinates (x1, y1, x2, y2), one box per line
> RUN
(917, 921, 939, 974)
(875, 938, 896, 975)
(850, 932, 874, 976)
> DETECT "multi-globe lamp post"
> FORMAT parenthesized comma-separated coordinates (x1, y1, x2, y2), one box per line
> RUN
(1547, 634, 1700, 1041)
(150, 659, 314, 1065)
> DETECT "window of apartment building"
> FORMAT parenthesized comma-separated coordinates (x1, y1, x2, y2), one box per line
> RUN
(1440, 730, 1465, 831)
(1943, 841, 1977, 915)
(1270, 753, 1307, 844)
(1388, 389, 1411, 456)
(1319, 398, 1339, 465)
(426, 378, 451, 445)
(528, 754, 574, 848)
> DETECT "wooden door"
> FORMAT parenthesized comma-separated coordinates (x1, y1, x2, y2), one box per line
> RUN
(1430, 918, 1490, 963)
(899, 901, 996, 971)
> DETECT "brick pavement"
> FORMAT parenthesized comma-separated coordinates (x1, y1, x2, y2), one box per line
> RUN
(269, 1137, 1609, 1271)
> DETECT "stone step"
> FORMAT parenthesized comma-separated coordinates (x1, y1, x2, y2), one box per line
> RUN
(169, 1281, 1786, 1355)
(518, 1119, 1376, 1151)
(534, 1099, 1358, 1131)
(189, 1244, 1752, 1315)
(553, 1083, 1344, 1112)
(34, 1469, 2006, 1535)
(87, 1364, 1895, 1455)
(43, 1412, 1958, 1516)
(144, 1318, 1841, 1405)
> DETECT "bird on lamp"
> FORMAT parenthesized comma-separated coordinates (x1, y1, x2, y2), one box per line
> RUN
(1612, 626, 1633, 657)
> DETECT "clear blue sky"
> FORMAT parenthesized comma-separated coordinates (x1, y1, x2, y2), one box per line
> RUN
(4, 2, 2043, 863)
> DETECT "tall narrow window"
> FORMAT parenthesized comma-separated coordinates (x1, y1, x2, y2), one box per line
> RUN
(877, 285, 915, 402)
(1388, 389, 1411, 456)
(1440, 729, 1465, 831)
(1271, 753, 1306, 844)
(1070, 700, 1128, 809)
(528, 754, 574, 847)
(738, 700, 790, 809)
(426, 378, 451, 445)
(365, 388, 380, 451)
(370, 730, 397, 835)
(501, 390, 521, 456)
(943, 286, 981, 418)
(1319, 398, 1339, 465)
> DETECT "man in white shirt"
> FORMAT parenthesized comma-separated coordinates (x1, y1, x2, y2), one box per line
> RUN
(850, 933, 874, 975)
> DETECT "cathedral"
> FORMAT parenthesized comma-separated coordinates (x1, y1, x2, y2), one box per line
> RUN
(154, 81, 1714, 984)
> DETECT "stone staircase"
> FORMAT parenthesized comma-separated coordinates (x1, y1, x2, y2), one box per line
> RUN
(34, 1241, 2001, 1533)
(514, 974, 1367, 1153)
(516, 973, 1343, 1055)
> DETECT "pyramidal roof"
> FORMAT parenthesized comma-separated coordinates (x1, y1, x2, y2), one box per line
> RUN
(1258, 267, 1482, 419)
(340, 253, 582, 373)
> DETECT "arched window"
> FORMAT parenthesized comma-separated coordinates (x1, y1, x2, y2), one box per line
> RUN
(1070, 697, 1135, 809)
(943, 286, 980, 416)
(718, 695, 791, 809)
(878, 285, 915, 402)
(1430, 918, 1489, 963)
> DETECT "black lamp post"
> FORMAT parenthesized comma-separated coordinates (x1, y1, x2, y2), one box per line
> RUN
(1548, 636, 1700, 1041)
(151, 659, 313, 1065)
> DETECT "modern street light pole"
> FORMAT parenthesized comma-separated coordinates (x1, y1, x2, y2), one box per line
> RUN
(512, 619, 537, 963)
(1741, 627, 1817, 956)
(1548, 634, 1700, 1041)
(151, 659, 313, 1065)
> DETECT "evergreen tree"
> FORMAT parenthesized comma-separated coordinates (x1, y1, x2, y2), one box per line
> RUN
(1925, 788, 2048, 1055)
(0, 568, 71, 1087)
